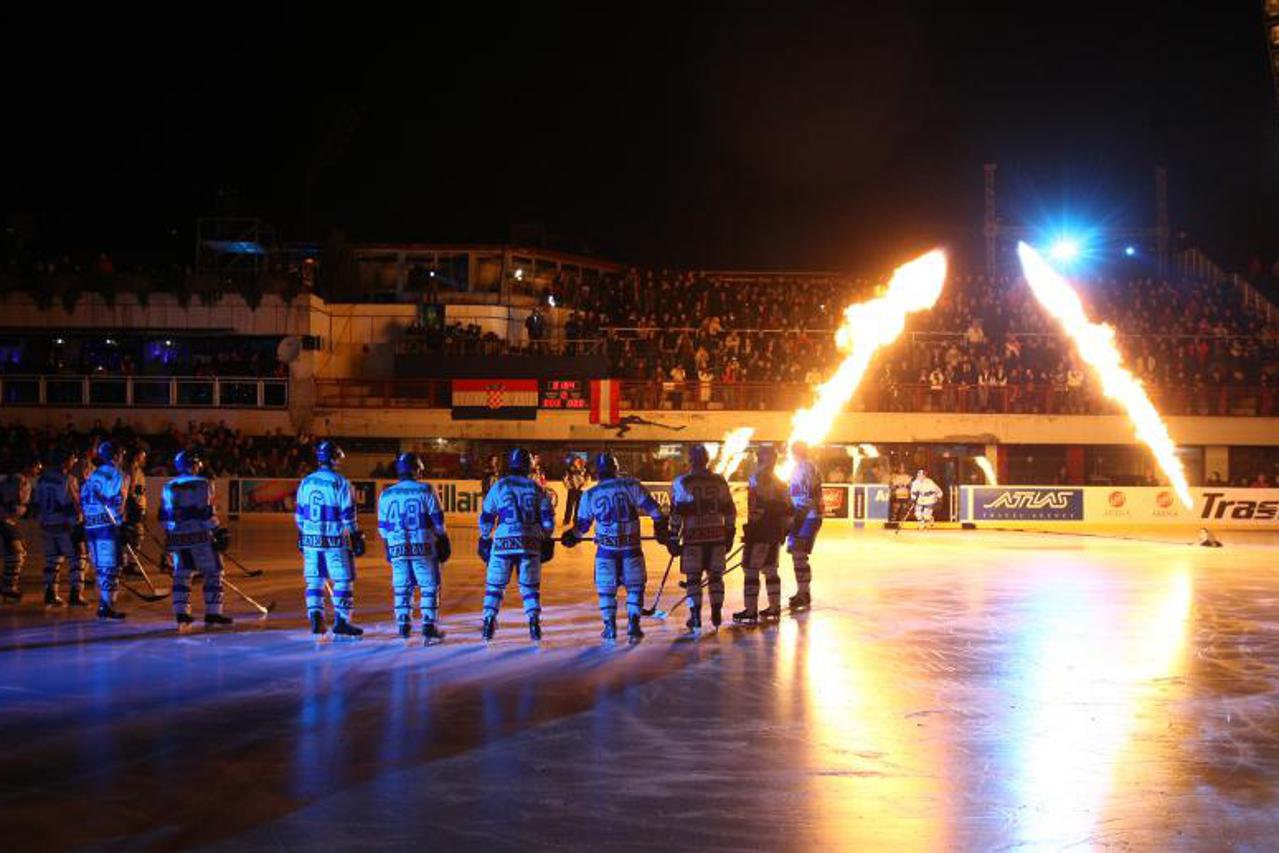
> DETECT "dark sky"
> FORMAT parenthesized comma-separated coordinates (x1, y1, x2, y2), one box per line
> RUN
(5, 2, 1277, 272)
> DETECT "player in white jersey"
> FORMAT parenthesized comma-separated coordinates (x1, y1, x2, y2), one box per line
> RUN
(562, 452, 667, 643)
(910, 469, 943, 530)
(786, 441, 823, 612)
(377, 452, 451, 644)
(668, 444, 736, 633)
(81, 442, 128, 619)
(161, 449, 231, 628)
(295, 440, 366, 637)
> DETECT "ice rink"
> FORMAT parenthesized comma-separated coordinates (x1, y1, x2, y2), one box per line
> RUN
(2, 523, 1279, 850)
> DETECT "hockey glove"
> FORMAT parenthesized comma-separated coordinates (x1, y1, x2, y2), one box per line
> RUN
(788, 513, 807, 539)
(723, 525, 736, 552)
(350, 529, 367, 557)
(435, 533, 452, 564)
(477, 537, 492, 563)
(540, 536, 556, 564)
(652, 516, 669, 546)
(666, 533, 683, 558)
(297, 532, 305, 553)
(72, 521, 86, 548)
(561, 529, 582, 549)
(212, 526, 230, 552)
(122, 523, 142, 549)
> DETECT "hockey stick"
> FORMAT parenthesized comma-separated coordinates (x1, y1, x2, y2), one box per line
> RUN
(222, 552, 264, 578)
(118, 577, 170, 603)
(641, 553, 677, 616)
(122, 542, 171, 598)
(221, 575, 276, 616)
(652, 562, 743, 620)
(895, 500, 918, 536)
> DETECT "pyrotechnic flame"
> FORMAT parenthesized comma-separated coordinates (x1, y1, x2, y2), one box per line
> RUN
(974, 455, 998, 485)
(712, 427, 755, 478)
(1016, 242, 1192, 508)
(777, 249, 948, 479)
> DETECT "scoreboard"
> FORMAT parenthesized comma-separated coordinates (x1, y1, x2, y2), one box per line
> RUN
(539, 379, 589, 410)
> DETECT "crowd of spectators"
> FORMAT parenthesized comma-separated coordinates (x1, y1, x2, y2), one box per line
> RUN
(0, 420, 312, 480)
(0, 334, 286, 379)
(548, 268, 1279, 416)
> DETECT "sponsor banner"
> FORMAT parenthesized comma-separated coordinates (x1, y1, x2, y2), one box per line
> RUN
(822, 485, 850, 519)
(351, 480, 377, 514)
(856, 484, 891, 521)
(1086, 487, 1279, 527)
(968, 486, 1084, 521)
(239, 478, 301, 514)
(451, 379, 539, 420)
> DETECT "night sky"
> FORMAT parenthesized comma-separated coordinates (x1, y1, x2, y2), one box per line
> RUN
(5, 2, 1276, 272)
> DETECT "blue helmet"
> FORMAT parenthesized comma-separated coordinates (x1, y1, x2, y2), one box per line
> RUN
(594, 452, 619, 479)
(507, 447, 532, 476)
(395, 452, 423, 479)
(689, 444, 710, 471)
(316, 440, 344, 466)
(756, 444, 777, 470)
(95, 440, 119, 466)
(174, 449, 203, 476)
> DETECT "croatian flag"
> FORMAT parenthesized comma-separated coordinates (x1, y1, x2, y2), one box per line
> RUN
(590, 379, 621, 425)
(451, 379, 539, 420)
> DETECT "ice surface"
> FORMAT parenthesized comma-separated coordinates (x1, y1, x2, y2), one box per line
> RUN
(1, 524, 1278, 850)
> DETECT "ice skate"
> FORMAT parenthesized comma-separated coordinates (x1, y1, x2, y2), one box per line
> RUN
(788, 591, 811, 612)
(332, 617, 363, 638)
(176, 612, 194, 627)
(68, 588, 88, 608)
(528, 615, 542, 642)
(732, 608, 759, 625)
(758, 605, 782, 622)
(627, 614, 644, 643)
(309, 611, 327, 635)
(422, 621, 446, 645)
(686, 611, 702, 635)
(398, 617, 412, 639)
(44, 586, 65, 608)
(481, 614, 497, 641)
(97, 603, 126, 620)
(601, 619, 617, 642)
(1, 588, 23, 603)
(711, 603, 723, 629)
(204, 613, 233, 627)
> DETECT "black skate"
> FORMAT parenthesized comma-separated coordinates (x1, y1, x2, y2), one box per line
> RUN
(528, 616, 543, 642)
(481, 614, 497, 641)
(601, 620, 617, 642)
(0, 588, 22, 603)
(68, 588, 88, 608)
(732, 608, 759, 625)
(711, 604, 723, 629)
(627, 614, 644, 643)
(686, 612, 702, 634)
(787, 592, 811, 612)
(758, 605, 782, 622)
(176, 612, 194, 627)
(309, 611, 327, 635)
(398, 618, 412, 639)
(332, 617, 363, 638)
(97, 603, 126, 620)
(422, 621, 446, 645)
(204, 613, 233, 627)
(45, 586, 65, 607)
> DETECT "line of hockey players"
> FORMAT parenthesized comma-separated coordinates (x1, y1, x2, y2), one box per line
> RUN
(2, 435, 944, 644)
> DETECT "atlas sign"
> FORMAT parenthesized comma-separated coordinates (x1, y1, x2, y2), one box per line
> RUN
(971, 487, 1084, 521)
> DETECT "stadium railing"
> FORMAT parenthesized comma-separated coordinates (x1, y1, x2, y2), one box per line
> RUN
(310, 377, 1278, 416)
(0, 375, 289, 409)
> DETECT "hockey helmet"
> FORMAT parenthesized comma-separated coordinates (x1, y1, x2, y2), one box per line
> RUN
(688, 444, 710, 470)
(174, 448, 204, 476)
(95, 440, 120, 466)
(395, 452, 424, 479)
(594, 452, 619, 479)
(507, 447, 532, 476)
(791, 440, 809, 460)
(316, 439, 345, 466)
(756, 444, 777, 469)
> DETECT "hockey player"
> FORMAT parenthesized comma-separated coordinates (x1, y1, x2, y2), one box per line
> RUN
(160, 449, 231, 628)
(733, 444, 793, 624)
(377, 452, 451, 644)
(910, 469, 943, 530)
(295, 440, 366, 637)
(477, 448, 555, 642)
(81, 442, 128, 619)
(33, 449, 88, 607)
(668, 444, 735, 633)
(0, 458, 40, 602)
(786, 440, 823, 612)
(562, 452, 667, 643)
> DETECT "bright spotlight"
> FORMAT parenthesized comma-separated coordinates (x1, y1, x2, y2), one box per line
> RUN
(1049, 239, 1080, 263)
(1124, 245, 1137, 257)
